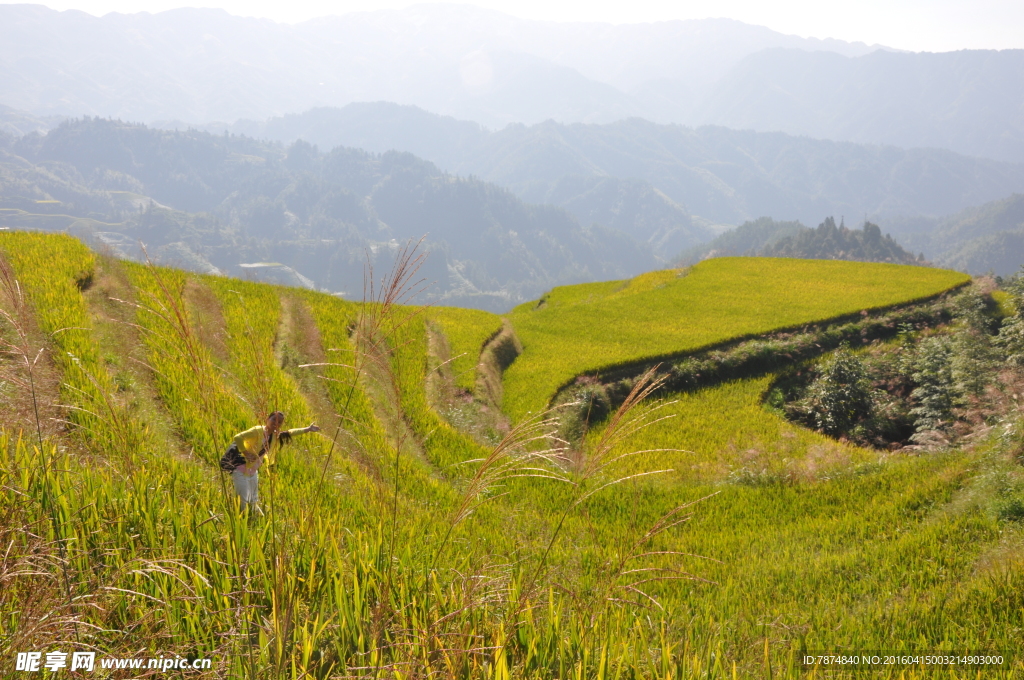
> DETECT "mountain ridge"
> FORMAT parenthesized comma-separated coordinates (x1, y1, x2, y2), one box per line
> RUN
(0, 118, 662, 310)
(693, 47, 1024, 163)
(7, 4, 1023, 162)
(184, 103, 1024, 230)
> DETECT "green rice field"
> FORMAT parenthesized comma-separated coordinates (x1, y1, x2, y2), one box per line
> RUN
(0, 233, 1019, 679)
(503, 258, 969, 422)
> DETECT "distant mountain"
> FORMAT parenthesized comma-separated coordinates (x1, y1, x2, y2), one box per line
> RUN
(761, 218, 922, 264)
(0, 119, 656, 310)
(57, 102, 1024, 271)
(940, 231, 1024, 277)
(886, 194, 1024, 276)
(5, 5, 1024, 162)
(532, 175, 706, 259)
(678, 217, 920, 266)
(693, 48, 1024, 164)
(0, 4, 881, 130)
(203, 103, 1024, 231)
(678, 217, 805, 263)
(0, 104, 62, 137)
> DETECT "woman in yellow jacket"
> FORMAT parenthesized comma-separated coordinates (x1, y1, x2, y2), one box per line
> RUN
(220, 411, 320, 509)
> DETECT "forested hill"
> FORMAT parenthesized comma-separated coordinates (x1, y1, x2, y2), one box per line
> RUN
(680, 217, 922, 266)
(0, 118, 656, 310)
(208, 103, 1024, 228)
(761, 219, 923, 264)
(886, 193, 1024, 276)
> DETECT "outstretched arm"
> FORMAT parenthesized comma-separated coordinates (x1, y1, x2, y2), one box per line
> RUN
(278, 424, 320, 447)
(286, 424, 321, 436)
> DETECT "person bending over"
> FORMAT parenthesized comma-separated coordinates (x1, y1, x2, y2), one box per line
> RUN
(220, 411, 320, 509)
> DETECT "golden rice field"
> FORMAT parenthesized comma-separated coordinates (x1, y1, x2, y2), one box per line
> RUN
(0, 232, 1020, 679)
(427, 305, 502, 391)
(503, 258, 969, 422)
(583, 375, 878, 483)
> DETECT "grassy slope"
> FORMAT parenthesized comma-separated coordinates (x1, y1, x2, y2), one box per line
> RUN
(0, 242, 473, 677)
(570, 374, 1022, 664)
(427, 305, 502, 391)
(494, 373, 1023, 674)
(503, 258, 969, 422)
(586, 376, 876, 483)
(3, 235, 1021, 678)
(392, 314, 491, 473)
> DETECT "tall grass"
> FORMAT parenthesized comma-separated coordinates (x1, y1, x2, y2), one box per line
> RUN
(121, 261, 248, 462)
(1, 233, 1021, 679)
(0, 232, 150, 456)
(0, 256, 47, 448)
(567, 375, 1024, 676)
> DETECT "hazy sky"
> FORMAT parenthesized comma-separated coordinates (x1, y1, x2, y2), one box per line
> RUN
(9, 0, 1024, 52)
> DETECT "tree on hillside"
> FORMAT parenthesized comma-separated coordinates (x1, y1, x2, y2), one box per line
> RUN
(760, 217, 924, 264)
(805, 347, 875, 436)
(997, 268, 1024, 365)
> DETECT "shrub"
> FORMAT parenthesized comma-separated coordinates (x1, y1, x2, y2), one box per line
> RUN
(995, 496, 1024, 522)
(805, 347, 874, 436)
(997, 269, 1024, 364)
(907, 335, 956, 435)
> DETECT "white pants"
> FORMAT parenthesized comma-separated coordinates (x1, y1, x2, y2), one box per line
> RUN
(231, 468, 259, 507)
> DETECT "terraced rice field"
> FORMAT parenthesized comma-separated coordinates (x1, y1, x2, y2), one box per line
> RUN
(0, 233, 1019, 679)
(503, 258, 969, 422)
(427, 306, 502, 391)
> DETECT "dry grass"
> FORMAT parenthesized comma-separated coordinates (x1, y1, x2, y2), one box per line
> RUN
(274, 293, 341, 438)
(426, 320, 512, 448)
(0, 492, 83, 654)
(82, 256, 198, 466)
(182, 277, 230, 366)
(0, 256, 63, 444)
